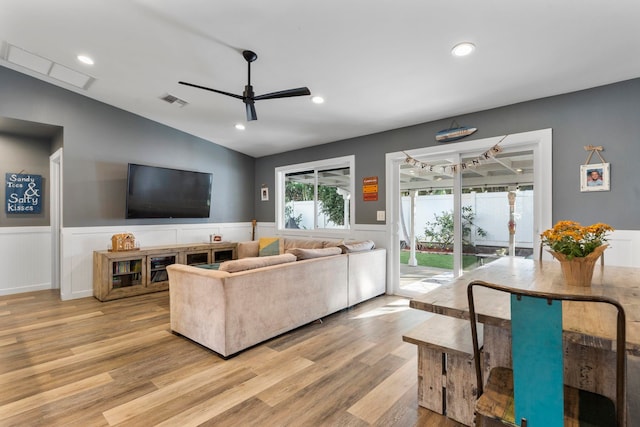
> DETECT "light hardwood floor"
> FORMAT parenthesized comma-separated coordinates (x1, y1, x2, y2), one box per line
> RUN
(0, 290, 465, 426)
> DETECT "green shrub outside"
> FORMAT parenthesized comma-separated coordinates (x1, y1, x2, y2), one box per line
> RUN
(399, 251, 478, 269)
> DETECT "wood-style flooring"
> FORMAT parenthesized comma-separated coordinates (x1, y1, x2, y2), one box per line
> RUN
(0, 290, 464, 426)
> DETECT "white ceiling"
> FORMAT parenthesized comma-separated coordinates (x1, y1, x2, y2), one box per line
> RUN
(1, 1, 639, 158)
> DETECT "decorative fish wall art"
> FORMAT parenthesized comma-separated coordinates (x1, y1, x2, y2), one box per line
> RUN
(435, 120, 477, 143)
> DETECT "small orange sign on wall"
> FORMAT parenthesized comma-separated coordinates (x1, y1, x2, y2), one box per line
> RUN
(363, 176, 378, 201)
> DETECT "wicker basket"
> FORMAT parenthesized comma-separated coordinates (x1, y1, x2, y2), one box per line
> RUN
(548, 245, 607, 287)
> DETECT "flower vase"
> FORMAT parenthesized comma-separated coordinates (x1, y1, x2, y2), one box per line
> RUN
(548, 245, 607, 287)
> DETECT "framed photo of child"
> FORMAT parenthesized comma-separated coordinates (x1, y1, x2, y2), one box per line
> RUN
(580, 163, 610, 192)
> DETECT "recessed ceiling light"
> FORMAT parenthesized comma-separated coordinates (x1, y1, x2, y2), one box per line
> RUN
(451, 42, 475, 57)
(77, 55, 94, 65)
(235, 123, 245, 130)
(311, 96, 324, 104)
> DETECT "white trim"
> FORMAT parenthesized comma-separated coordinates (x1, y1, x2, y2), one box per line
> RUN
(0, 226, 51, 234)
(0, 282, 53, 296)
(275, 155, 355, 232)
(386, 128, 553, 296)
(50, 147, 62, 292)
(275, 155, 355, 173)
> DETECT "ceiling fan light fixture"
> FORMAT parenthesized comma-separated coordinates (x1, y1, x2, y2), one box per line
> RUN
(451, 42, 475, 57)
(311, 95, 324, 104)
(235, 123, 245, 130)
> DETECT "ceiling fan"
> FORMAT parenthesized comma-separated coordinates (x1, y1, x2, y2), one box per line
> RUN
(179, 50, 311, 121)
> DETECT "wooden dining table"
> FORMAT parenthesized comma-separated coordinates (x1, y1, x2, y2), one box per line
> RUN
(408, 256, 640, 421)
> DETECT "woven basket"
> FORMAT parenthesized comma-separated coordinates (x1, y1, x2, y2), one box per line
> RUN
(548, 245, 607, 287)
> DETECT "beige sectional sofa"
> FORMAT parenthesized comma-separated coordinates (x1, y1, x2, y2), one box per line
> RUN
(167, 238, 386, 357)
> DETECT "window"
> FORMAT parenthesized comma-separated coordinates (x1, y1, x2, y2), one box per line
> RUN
(276, 156, 354, 232)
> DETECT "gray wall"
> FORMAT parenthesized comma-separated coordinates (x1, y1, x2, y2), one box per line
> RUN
(256, 78, 640, 230)
(0, 133, 51, 226)
(0, 66, 255, 227)
(2, 63, 638, 231)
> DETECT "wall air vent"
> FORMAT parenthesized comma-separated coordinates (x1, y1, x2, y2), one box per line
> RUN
(160, 94, 188, 107)
(3, 43, 94, 90)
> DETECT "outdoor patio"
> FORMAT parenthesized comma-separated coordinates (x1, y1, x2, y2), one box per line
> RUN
(399, 262, 454, 294)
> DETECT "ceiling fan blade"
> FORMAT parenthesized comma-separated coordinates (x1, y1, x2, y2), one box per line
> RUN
(246, 102, 257, 121)
(254, 87, 311, 101)
(179, 81, 244, 100)
(181, 51, 310, 121)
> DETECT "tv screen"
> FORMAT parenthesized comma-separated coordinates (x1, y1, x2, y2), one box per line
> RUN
(126, 163, 212, 219)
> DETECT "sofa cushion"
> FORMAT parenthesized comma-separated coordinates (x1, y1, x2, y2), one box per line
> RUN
(283, 238, 326, 250)
(285, 246, 343, 260)
(237, 240, 259, 258)
(219, 253, 296, 273)
(258, 237, 283, 256)
(322, 240, 343, 248)
(339, 240, 376, 253)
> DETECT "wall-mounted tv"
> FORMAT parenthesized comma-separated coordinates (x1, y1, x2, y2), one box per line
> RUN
(126, 163, 212, 219)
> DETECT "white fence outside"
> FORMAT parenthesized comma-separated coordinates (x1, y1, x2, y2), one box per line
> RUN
(286, 201, 342, 229)
(401, 190, 534, 249)
(286, 191, 534, 248)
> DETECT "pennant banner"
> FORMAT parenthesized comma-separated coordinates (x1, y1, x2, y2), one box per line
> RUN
(403, 136, 508, 174)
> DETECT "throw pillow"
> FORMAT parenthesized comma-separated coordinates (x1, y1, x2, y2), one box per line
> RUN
(285, 246, 343, 260)
(339, 240, 375, 253)
(283, 238, 326, 250)
(323, 240, 343, 248)
(258, 237, 283, 257)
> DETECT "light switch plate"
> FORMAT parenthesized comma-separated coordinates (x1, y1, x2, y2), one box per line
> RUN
(376, 210, 385, 221)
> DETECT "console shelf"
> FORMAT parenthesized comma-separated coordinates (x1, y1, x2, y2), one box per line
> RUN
(93, 242, 237, 301)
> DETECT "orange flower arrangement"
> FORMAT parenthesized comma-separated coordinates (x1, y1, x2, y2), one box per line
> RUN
(540, 220, 613, 260)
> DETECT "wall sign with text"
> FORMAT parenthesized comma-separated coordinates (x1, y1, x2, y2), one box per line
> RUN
(363, 176, 378, 201)
(5, 173, 42, 214)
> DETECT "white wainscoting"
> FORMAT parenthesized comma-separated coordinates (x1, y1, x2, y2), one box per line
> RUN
(2, 225, 637, 300)
(0, 227, 52, 296)
(59, 222, 388, 301)
(602, 229, 640, 268)
(60, 223, 254, 300)
(256, 222, 388, 249)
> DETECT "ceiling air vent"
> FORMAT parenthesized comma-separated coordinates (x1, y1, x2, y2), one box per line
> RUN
(161, 94, 188, 107)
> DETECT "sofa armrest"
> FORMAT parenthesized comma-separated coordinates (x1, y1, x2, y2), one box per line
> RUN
(167, 264, 232, 356)
(347, 248, 387, 306)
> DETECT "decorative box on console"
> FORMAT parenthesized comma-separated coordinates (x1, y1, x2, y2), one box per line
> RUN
(110, 233, 138, 252)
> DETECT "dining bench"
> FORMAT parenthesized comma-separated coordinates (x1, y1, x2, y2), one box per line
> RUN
(402, 315, 482, 426)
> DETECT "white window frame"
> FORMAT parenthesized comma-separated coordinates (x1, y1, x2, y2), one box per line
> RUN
(386, 129, 553, 297)
(275, 155, 355, 235)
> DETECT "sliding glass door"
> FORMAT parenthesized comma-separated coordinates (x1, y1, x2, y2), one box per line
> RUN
(399, 158, 456, 293)
(389, 130, 552, 297)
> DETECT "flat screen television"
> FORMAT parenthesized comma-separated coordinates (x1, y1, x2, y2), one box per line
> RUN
(126, 163, 212, 219)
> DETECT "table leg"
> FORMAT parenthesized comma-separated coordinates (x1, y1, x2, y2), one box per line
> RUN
(482, 324, 512, 383)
